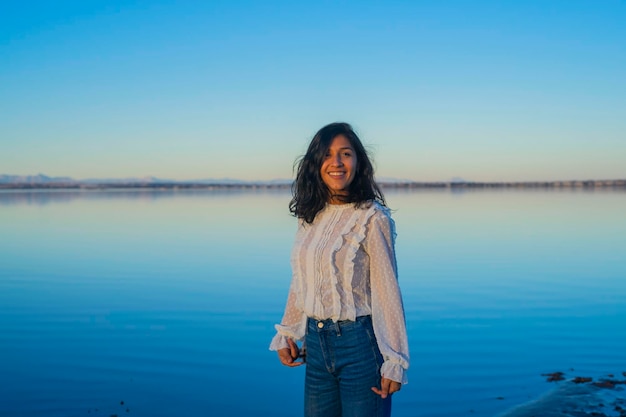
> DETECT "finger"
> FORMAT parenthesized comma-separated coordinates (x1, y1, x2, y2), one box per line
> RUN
(279, 354, 304, 367)
(371, 378, 390, 398)
(287, 339, 299, 360)
(372, 378, 391, 398)
(278, 348, 305, 367)
(388, 381, 401, 395)
(380, 377, 391, 399)
(279, 355, 304, 367)
(278, 347, 297, 365)
(278, 349, 294, 365)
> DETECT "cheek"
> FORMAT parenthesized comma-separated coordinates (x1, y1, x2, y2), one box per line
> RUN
(350, 161, 357, 176)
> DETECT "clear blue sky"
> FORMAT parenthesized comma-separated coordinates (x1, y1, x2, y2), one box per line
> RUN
(1, 0, 624, 181)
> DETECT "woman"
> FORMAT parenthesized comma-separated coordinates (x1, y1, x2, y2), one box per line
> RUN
(270, 122, 409, 417)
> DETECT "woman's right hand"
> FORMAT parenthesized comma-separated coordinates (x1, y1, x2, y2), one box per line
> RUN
(277, 338, 305, 367)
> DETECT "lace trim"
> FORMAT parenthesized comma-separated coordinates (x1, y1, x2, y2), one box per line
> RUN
(332, 202, 378, 321)
(315, 209, 339, 319)
(326, 207, 365, 321)
(290, 202, 382, 322)
(381, 360, 409, 385)
(273, 323, 304, 343)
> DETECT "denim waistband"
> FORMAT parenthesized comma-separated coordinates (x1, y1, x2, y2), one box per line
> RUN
(307, 315, 371, 333)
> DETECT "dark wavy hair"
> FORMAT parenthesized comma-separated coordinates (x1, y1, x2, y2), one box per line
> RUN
(289, 122, 386, 224)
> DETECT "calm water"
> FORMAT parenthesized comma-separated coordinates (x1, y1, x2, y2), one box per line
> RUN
(1, 189, 625, 417)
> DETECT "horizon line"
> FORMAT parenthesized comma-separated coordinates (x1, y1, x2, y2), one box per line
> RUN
(2, 173, 626, 184)
(1, 178, 625, 191)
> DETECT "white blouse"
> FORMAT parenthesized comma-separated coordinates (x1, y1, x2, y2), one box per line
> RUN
(270, 201, 409, 384)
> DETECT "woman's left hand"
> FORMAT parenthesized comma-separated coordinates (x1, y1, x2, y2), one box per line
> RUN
(371, 377, 401, 399)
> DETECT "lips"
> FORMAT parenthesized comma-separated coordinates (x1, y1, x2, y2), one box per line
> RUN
(327, 172, 346, 178)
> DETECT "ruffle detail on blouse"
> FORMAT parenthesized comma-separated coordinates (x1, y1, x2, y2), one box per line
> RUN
(269, 333, 290, 351)
(270, 321, 306, 351)
(381, 360, 409, 385)
(325, 206, 371, 321)
(288, 202, 386, 322)
(330, 203, 378, 321)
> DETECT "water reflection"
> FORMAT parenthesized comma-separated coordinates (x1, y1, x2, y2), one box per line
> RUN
(0, 189, 625, 417)
(0, 188, 293, 206)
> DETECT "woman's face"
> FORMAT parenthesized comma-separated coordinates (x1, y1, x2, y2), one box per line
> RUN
(320, 134, 357, 202)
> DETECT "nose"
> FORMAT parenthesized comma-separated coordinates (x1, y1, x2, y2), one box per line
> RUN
(331, 153, 343, 166)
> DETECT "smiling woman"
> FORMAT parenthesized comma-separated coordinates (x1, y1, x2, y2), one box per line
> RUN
(288, 123, 386, 224)
(270, 122, 409, 417)
(320, 134, 357, 202)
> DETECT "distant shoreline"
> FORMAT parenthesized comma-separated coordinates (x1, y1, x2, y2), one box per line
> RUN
(1, 179, 625, 190)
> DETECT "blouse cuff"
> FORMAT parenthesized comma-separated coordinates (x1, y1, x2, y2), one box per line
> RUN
(381, 361, 408, 385)
(269, 333, 290, 351)
(269, 322, 304, 351)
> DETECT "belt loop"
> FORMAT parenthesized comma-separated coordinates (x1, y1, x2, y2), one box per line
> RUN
(335, 320, 341, 337)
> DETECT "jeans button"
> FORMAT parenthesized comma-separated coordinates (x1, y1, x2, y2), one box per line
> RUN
(317, 321, 324, 329)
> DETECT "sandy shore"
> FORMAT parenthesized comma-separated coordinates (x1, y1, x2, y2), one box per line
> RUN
(498, 372, 626, 417)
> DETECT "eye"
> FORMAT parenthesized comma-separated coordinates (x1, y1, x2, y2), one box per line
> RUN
(343, 151, 352, 157)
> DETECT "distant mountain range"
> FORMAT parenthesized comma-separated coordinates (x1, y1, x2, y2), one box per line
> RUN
(0, 174, 76, 184)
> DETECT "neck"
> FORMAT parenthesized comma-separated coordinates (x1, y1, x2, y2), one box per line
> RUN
(328, 193, 349, 205)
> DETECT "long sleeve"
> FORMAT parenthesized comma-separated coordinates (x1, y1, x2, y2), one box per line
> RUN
(365, 210, 410, 384)
(269, 275, 308, 351)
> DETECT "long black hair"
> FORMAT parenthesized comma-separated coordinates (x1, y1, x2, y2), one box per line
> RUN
(289, 122, 386, 224)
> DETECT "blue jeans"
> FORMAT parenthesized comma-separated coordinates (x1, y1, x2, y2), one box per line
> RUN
(304, 315, 392, 417)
